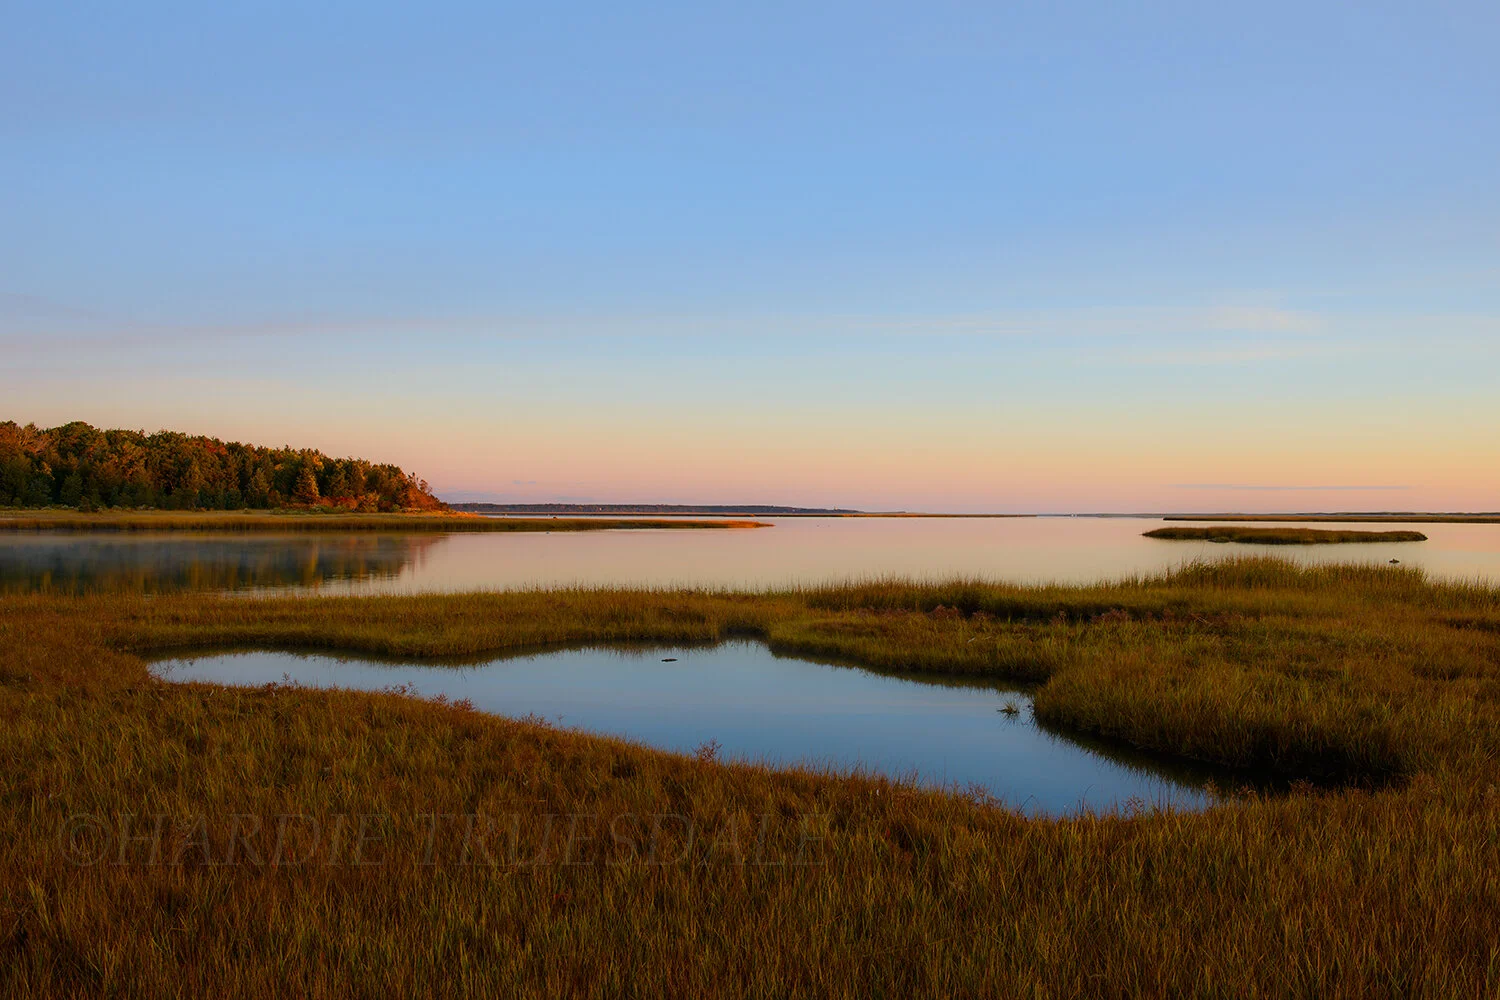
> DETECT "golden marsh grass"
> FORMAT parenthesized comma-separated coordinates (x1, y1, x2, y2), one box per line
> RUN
(2, 558, 1498, 996)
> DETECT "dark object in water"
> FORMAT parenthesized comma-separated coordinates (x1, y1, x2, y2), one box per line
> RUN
(661, 657, 678, 662)
(1390, 559, 1400, 564)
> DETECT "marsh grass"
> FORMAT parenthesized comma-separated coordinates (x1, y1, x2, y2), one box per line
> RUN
(0, 510, 768, 533)
(2, 558, 1499, 996)
(1145, 526, 1428, 544)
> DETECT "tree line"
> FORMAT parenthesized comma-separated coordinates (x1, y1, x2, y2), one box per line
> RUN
(0, 421, 447, 512)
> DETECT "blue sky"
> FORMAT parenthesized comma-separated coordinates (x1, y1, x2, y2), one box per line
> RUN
(4, 1, 1497, 510)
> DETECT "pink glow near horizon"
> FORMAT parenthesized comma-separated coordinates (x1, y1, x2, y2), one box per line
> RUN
(7, 320, 1496, 513)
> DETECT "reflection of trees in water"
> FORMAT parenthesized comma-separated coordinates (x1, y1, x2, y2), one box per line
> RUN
(0, 533, 444, 594)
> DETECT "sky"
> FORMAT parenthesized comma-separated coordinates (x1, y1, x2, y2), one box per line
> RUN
(3, 1, 1497, 512)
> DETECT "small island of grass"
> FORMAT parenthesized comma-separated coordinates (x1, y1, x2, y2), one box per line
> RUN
(1145, 526, 1428, 544)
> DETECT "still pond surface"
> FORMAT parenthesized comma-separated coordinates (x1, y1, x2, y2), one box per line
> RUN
(6, 516, 1498, 594)
(151, 640, 1231, 816)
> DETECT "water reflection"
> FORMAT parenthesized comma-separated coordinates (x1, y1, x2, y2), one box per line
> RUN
(150, 640, 1234, 816)
(0, 533, 441, 594)
(2, 517, 1497, 595)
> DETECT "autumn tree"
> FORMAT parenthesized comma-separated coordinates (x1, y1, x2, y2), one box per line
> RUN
(0, 420, 447, 512)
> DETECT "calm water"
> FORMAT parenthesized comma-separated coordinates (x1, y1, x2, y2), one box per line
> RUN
(4, 517, 1497, 594)
(0, 533, 444, 594)
(150, 641, 1228, 816)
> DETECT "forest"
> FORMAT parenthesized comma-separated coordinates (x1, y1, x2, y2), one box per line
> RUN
(0, 421, 446, 512)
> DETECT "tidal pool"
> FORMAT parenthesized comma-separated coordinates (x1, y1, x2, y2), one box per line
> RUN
(151, 640, 1236, 816)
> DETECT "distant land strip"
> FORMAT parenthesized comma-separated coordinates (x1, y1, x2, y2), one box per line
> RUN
(451, 504, 1035, 517)
(451, 503, 860, 515)
(0, 511, 770, 533)
(1167, 513, 1500, 524)
(1146, 526, 1428, 545)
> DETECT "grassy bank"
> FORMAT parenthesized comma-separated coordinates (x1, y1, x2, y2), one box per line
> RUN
(1145, 526, 1428, 544)
(3, 559, 1499, 996)
(0, 510, 769, 533)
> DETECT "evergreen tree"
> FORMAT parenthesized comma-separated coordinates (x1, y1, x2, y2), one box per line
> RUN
(25, 475, 53, 507)
(293, 466, 322, 505)
(59, 472, 84, 507)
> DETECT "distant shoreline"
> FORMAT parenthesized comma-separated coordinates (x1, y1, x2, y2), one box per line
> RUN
(453, 503, 860, 515)
(452, 503, 1035, 518)
(450, 503, 1500, 522)
(15, 506, 1488, 529)
(1145, 526, 1429, 544)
